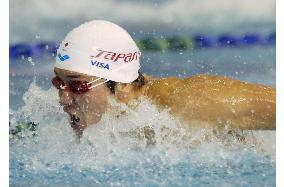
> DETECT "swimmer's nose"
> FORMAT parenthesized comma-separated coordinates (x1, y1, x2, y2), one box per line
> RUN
(58, 89, 74, 106)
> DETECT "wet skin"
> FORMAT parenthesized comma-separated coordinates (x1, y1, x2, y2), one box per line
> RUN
(144, 75, 276, 130)
(54, 68, 276, 138)
(54, 68, 112, 137)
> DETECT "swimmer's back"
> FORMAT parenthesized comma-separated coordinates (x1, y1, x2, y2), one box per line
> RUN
(144, 74, 275, 130)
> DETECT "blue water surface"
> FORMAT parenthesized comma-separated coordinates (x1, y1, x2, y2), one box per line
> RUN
(10, 151, 275, 187)
(10, 45, 275, 186)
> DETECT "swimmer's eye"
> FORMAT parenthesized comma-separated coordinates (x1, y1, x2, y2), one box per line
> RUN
(68, 80, 91, 94)
(52, 76, 91, 94)
(52, 76, 65, 89)
(52, 76, 108, 94)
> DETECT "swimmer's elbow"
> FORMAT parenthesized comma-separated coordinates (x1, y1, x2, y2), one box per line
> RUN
(238, 106, 275, 130)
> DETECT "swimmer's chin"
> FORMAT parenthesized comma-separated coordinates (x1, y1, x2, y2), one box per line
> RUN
(70, 121, 85, 137)
(69, 115, 102, 138)
(70, 122, 87, 130)
(68, 115, 85, 137)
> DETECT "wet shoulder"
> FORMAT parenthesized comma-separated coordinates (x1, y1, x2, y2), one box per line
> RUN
(144, 76, 184, 104)
(185, 74, 255, 90)
(184, 74, 275, 98)
(184, 74, 235, 85)
(146, 76, 183, 93)
(144, 74, 221, 96)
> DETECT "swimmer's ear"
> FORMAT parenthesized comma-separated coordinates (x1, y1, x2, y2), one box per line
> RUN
(113, 83, 133, 103)
(115, 83, 132, 92)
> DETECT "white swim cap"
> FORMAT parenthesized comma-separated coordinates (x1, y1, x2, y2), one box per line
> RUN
(55, 20, 141, 83)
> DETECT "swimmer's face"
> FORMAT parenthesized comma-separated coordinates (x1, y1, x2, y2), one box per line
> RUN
(53, 68, 111, 136)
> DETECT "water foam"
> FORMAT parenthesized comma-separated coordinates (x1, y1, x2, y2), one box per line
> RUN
(10, 80, 275, 174)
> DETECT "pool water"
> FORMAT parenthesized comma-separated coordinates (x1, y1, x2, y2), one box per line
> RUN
(9, 45, 275, 186)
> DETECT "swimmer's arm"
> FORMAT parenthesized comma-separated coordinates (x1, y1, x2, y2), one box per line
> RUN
(170, 75, 275, 130)
(205, 76, 276, 130)
(141, 74, 276, 130)
(221, 94, 276, 130)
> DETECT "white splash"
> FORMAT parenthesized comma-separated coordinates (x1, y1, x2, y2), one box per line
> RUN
(10, 81, 275, 172)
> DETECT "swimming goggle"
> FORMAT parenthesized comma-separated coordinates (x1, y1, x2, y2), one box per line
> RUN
(52, 76, 109, 94)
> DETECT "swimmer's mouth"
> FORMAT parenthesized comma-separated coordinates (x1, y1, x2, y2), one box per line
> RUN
(70, 115, 80, 127)
(69, 115, 85, 138)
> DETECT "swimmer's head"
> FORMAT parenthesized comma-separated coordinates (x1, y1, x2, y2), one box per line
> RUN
(54, 20, 141, 83)
(53, 20, 143, 137)
(52, 67, 145, 138)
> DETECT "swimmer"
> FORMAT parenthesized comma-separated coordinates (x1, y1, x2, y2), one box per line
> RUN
(53, 20, 275, 138)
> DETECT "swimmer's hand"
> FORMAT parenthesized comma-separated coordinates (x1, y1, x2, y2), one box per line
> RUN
(9, 121, 39, 139)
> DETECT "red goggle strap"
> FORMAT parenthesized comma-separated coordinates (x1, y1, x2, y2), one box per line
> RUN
(52, 76, 65, 89)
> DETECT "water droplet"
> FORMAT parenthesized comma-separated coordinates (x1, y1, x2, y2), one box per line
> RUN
(27, 57, 35, 66)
